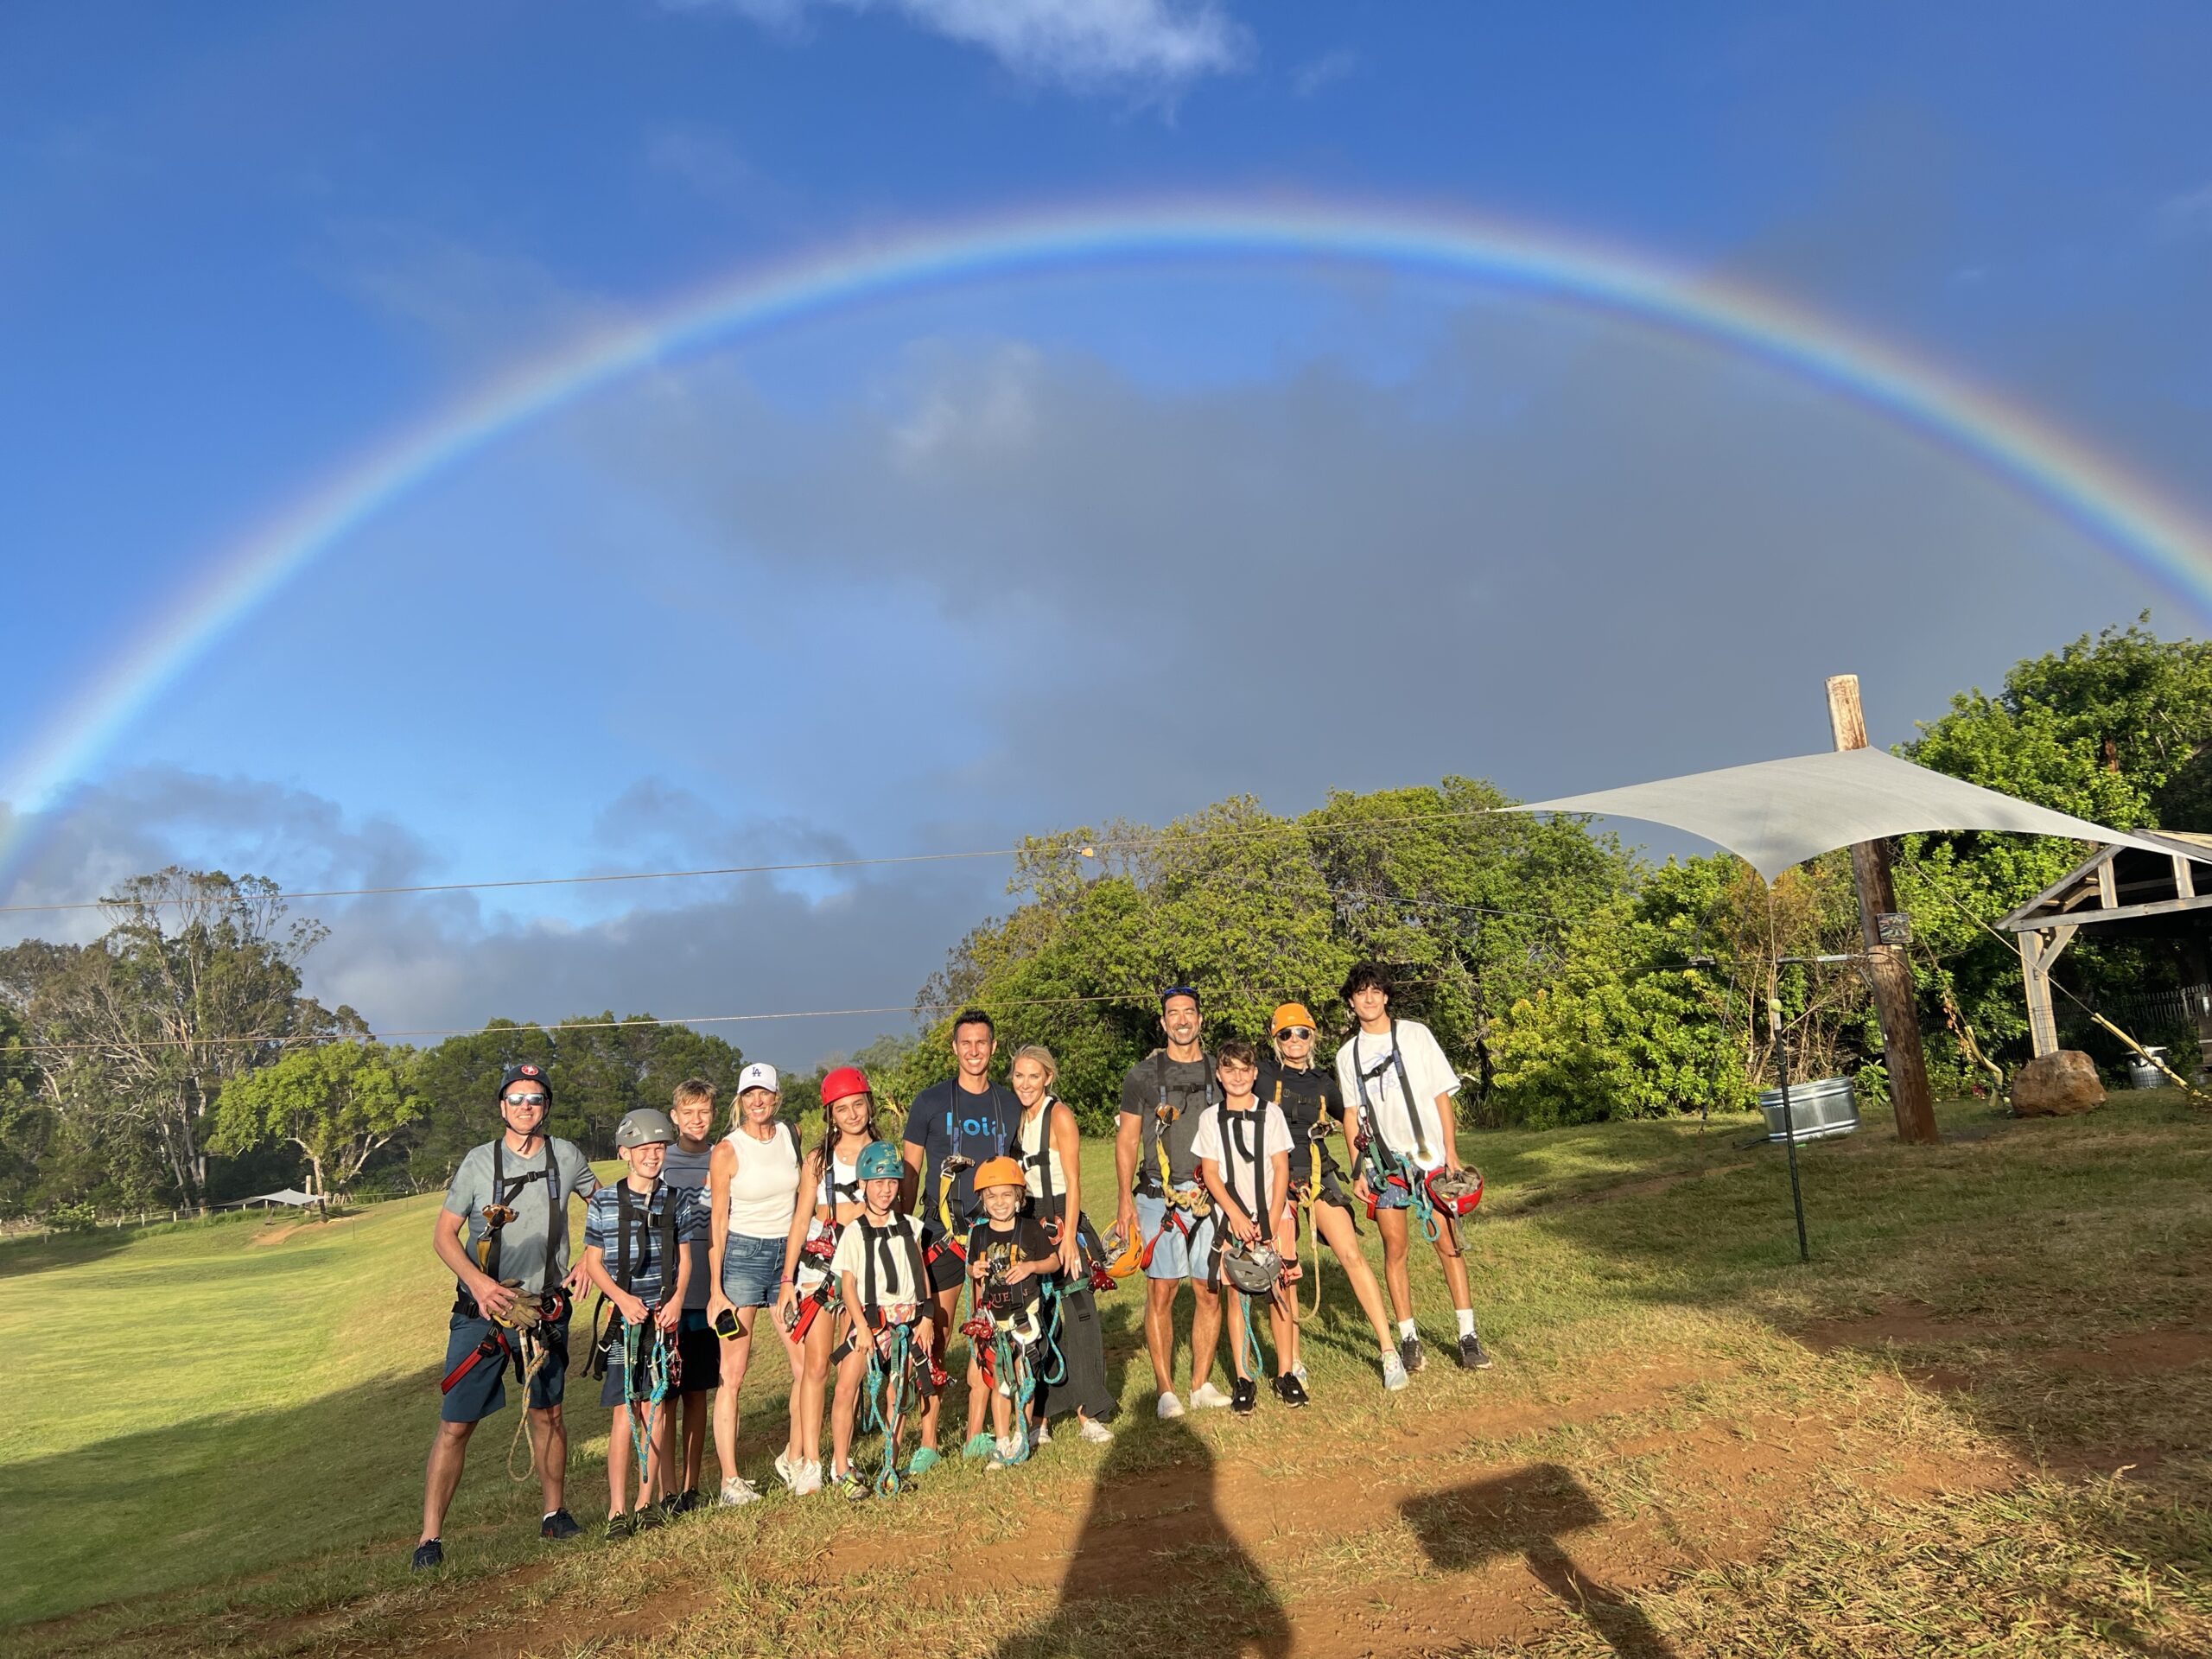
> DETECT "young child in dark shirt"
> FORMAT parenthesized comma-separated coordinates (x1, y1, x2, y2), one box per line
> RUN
(964, 1156, 1058, 1469)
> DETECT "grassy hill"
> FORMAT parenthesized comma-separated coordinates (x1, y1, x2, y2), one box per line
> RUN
(7, 1099, 2211, 1654)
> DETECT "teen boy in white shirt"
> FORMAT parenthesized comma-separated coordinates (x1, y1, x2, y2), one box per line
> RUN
(1332, 963, 1492, 1375)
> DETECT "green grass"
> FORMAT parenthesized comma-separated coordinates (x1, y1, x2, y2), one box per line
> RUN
(7, 1097, 2211, 1655)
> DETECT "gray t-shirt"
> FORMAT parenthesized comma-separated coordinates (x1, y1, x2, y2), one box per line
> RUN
(1118, 1050, 1217, 1192)
(443, 1137, 598, 1293)
(660, 1141, 715, 1310)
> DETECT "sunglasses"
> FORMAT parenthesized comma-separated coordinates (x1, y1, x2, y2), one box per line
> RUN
(1275, 1027, 1315, 1040)
(503, 1093, 549, 1108)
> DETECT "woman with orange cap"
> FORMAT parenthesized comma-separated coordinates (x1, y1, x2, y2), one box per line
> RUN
(1259, 1003, 1408, 1391)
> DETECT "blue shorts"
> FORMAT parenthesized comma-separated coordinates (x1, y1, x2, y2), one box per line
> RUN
(440, 1310, 569, 1424)
(720, 1232, 784, 1309)
(1135, 1189, 1217, 1282)
(1370, 1167, 1442, 1212)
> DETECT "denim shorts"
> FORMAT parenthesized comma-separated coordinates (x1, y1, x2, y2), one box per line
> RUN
(1134, 1188, 1217, 1282)
(720, 1232, 784, 1309)
(440, 1309, 568, 1424)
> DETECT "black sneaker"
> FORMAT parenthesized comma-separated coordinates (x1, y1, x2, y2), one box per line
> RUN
(410, 1540, 444, 1572)
(1272, 1372, 1310, 1408)
(540, 1508, 581, 1541)
(633, 1503, 667, 1532)
(667, 1488, 700, 1516)
(1230, 1376, 1259, 1414)
(1399, 1333, 1425, 1374)
(1458, 1332, 1494, 1370)
(604, 1511, 636, 1541)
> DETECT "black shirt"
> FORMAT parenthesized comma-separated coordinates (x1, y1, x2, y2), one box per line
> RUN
(1118, 1049, 1216, 1192)
(965, 1216, 1058, 1317)
(903, 1077, 1020, 1228)
(1257, 1058, 1343, 1181)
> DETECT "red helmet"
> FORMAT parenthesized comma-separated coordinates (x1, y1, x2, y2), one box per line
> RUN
(820, 1065, 870, 1107)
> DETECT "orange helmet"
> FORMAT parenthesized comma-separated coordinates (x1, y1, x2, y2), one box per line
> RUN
(1105, 1225, 1147, 1279)
(1270, 1002, 1317, 1035)
(971, 1155, 1027, 1192)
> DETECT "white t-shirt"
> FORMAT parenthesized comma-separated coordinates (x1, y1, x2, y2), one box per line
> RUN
(723, 1120, 803, 1239)
(830, 1213, 926, 1313)
(1192, 1102, 1294, 1216)
(1334, 1019, 1459, 1173)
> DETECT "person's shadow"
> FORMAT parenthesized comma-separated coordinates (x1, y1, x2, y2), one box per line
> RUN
(1401, 1465, 1679, 1658)
(993, 1416, 1287, 1659)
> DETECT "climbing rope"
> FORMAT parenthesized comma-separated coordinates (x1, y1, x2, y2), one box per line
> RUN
(617, 1319, 673, 1502)
(863, 1322, 917, 1497)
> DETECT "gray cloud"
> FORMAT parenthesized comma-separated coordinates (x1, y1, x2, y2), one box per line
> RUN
(574, 302, 2168, 828)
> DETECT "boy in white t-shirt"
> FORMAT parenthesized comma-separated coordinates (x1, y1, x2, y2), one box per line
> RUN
(1194, 1039, 1299, 1414)
(1332, 963, 1492, 1376)
(828, 1140, 938, 1500)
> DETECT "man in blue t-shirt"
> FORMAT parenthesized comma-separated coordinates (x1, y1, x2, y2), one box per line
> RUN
(901, 1007, 1019, 1465)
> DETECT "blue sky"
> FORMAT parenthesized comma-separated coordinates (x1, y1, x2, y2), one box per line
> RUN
(3, 2, 2209, 1069)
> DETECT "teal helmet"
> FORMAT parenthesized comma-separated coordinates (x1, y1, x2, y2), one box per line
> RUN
(855, 1141, 904, 1182)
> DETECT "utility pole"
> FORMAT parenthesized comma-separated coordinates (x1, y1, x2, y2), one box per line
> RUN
(1826, 675, 1942, 1145)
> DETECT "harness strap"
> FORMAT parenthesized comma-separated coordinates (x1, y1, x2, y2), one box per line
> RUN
(484, 1139, 564, 1292)
(1349, 1020, 1433, 1165)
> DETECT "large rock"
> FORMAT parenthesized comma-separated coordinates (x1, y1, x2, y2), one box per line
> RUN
(2012, 1051, 2106, 1116)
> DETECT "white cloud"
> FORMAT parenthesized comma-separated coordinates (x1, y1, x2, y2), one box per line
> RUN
(1289, 46, 1356, 97)
(677, 0, 1249, 94)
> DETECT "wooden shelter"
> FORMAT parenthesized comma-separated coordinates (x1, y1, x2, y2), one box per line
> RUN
(1997, 830, 2212, 1065)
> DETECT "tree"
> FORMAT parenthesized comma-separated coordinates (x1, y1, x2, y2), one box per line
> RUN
(208, 1040, 423, 1196)
(9, 870, 350, 1211)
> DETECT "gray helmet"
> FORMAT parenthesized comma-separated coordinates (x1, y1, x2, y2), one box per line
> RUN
(1221, 1239, 1285, 1295)
(614, 1108, 678, 1149)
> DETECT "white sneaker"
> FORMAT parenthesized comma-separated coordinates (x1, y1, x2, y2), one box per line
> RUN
(1382, 1353, 1409, 1392)
(718, 1475, 762, 1507)
(1292, 1363, 1308, 1383)
(1033, 1420, 1052, 1446)
(792, 1460, 823, 1497)
(1190, 1381, 1232, 1410)
(1156, 1391, 1185, 1419)
(1077, 1416, 1115, 1445)
(773, 1451, 794, 1491)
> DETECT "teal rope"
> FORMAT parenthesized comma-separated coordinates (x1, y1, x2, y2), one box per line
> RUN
(863, 1323, 914, 1497)
(619, 1319, 668, 1499)
(1234, 1282, 1267, 1382)
(1366, 1138, 1441, 1243)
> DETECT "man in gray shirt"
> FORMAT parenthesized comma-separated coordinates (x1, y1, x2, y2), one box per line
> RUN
(413, 1064, 597, 1571)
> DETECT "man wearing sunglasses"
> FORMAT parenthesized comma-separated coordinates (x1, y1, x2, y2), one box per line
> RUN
(413, 1063, 598, 1571)
(1114, 984, 1230, 1417)
(1258, 1004, 1407, 1392)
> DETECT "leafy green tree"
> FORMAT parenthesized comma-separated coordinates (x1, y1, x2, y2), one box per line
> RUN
(5, 870, 350, 1211)
(208, 1039, 423, 1196)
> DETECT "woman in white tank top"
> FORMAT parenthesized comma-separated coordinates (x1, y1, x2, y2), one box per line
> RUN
(705, 1071, 807, 1505)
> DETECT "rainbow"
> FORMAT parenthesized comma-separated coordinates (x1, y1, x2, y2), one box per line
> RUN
(7, 195, 2212, 888)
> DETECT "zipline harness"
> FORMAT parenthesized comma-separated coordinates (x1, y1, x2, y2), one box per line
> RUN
(1347, 1022, 1446, 1244)
(855, 1212, 934, 1497)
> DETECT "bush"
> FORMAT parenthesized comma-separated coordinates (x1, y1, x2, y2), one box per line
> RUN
(46, 1199, 98, 1234)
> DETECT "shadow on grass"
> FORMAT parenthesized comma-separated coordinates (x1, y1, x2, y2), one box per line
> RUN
(991, 1415, 1287, 1659)
(1402, 1465, 1678, 1659)
(4, 1363, 575, 1639)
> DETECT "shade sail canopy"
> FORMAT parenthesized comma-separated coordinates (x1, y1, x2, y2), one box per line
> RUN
(1510, 747, 2173, 881)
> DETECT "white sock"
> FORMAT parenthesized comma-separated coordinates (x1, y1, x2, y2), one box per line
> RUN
(1397, 1319, 1418, 1340)
(1456, 1308, 1477, 1338)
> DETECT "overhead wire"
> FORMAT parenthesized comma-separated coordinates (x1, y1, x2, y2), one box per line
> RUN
(0, 800, 1607, 917)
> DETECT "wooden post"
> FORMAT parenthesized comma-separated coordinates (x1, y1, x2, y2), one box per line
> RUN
(1826, 675, 1942, 1145)
(2019, 924, 2075, 1058)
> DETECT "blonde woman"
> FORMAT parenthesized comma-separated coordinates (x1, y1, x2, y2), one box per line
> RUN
(771, 1066, 880, 1495)
(1009, 1044, 1117, 1441)
(703, 1065, 805, 1506)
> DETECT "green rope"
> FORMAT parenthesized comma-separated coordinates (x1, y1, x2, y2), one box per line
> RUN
(863, 1323, 915, 1497)
(618, 1319, 670, 1502)
(1233, 1281, 1268, 1382)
